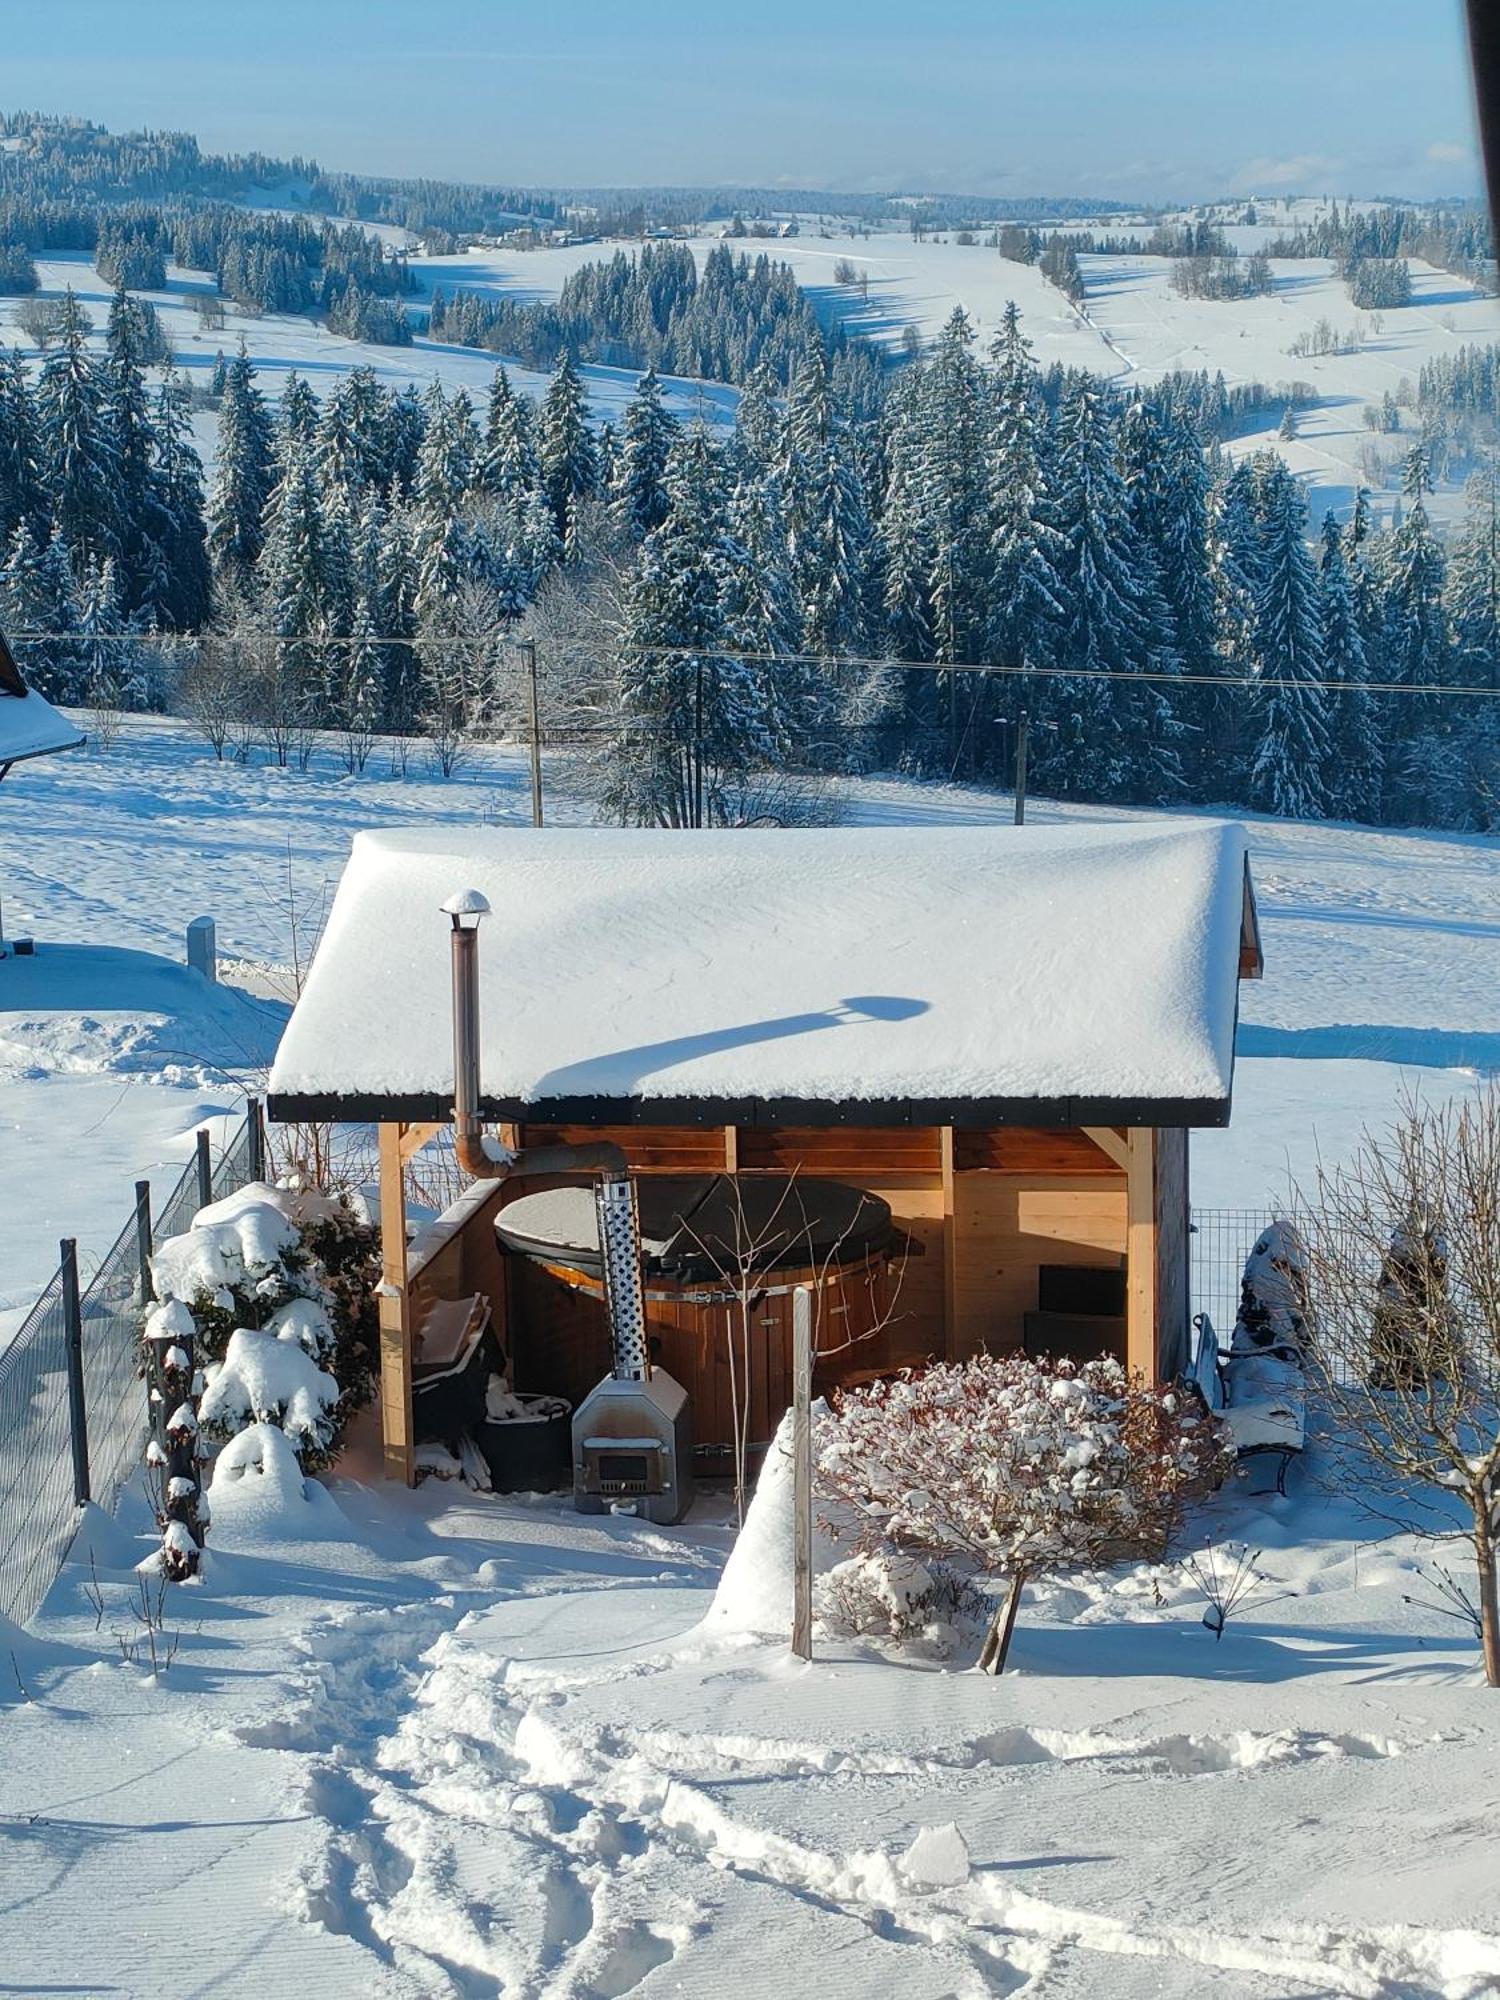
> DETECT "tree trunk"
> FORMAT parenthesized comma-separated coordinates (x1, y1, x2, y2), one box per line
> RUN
(1476, 1517, 1500, 1688)
(977, 1570, 1025, 1675)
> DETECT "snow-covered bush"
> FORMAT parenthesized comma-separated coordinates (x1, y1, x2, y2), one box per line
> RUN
(141, 1299, 208, 1580)
(1231, 1219, 1310, 1355)
(817, 1353, 1233, 1674)
(815, 1550, 987, 1658)
(147, 1179, 378, 1475)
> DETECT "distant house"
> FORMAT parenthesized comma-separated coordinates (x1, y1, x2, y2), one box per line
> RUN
(0, 628, 84, 783)
(268, 820, 1261, 1482)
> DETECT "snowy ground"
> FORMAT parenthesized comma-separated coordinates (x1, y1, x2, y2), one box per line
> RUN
(4, 1411, 1498, 1998)
(4, 717, 1500, 1993)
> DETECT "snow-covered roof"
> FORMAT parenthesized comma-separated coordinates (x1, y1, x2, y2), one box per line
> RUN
(0, 686, 85, 771)
(268, 820, 1257, 1127)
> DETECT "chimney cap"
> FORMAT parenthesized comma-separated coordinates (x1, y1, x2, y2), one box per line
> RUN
(441, 887, 492, 923)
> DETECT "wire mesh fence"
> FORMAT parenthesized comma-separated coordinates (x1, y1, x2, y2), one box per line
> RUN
(0, 1269, 78, 1632)
(1189, 1206, 1276, 1348)
(0, 1103, 263, 1629)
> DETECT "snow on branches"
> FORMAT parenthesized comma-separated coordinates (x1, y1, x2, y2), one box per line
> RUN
(817, 1351, 1231, 1672)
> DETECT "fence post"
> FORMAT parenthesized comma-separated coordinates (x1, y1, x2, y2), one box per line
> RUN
(247, 1097, 265, 1183)
(195, 1127, 213, 1212)
(61, 1238, 90, 1508)
(135, 1179, 154, 1305)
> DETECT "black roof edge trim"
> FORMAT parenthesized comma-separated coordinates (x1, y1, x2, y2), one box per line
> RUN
(267, 1090, 1232, 1131)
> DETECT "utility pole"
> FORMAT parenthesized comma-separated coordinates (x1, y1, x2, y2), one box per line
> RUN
(791, 1285, 813, 1661)
(693, 657, 705, 829)
(1013, 708, 1030, 825)
(521, 639, 543, 827)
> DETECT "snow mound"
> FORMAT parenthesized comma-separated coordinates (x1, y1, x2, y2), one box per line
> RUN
(209, 1422, 340, 1540)
(702, 1408, 838, 1641)
(199, 1327, 338, 1450)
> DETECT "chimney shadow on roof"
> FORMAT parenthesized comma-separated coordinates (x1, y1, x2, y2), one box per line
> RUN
(528, 993, 929, 1097)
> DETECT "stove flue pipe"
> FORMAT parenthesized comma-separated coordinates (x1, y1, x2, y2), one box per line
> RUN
(441, 888, 629, 1184)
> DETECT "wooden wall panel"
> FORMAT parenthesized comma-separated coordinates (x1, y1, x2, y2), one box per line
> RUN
(950, 1175, 1128, 1362)
(954, 1129, 1126, 1175)
(1154, 1125, 1190, 1382)
(737, 1127, 943, 1176)
(518, 1124, 729, 1173)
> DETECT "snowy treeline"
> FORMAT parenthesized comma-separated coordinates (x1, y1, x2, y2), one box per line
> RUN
(3, 292, 1497, 826)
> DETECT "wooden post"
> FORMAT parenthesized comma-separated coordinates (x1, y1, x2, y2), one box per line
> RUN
(791, 1284, 813, 1662)
(940, 1125, 957, 1361)
(1125, 1127, 1157, 1382)
(1013, 709, 1029, 825)
(378, 1122, 415, 1484)
(195, 1127, 213, 1212)
(522, 639, 543, 827)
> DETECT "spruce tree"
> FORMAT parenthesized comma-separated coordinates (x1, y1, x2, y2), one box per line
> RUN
(209, 345, 274, 588)
(35, 289, 118, 566)
(1248, 463, 1331, 820)
(781, 346, 869, 657)
(1320, 510, 1383, 820)
(539, 350, 598, 545)
(613, 366, 677, 539)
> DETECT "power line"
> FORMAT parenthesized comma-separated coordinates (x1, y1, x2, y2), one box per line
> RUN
(6, 631, 1497, 701)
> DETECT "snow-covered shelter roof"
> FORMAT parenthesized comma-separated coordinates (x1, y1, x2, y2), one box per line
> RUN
(0, 631, 84, 774)
(268, 820, 1260, 1129)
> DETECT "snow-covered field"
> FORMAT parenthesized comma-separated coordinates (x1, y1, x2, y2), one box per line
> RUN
(5, 211, 1494, 526)
(4, 718, 1499, 1996)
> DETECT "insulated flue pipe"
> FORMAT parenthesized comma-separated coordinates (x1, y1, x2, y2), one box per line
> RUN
(443, 888, 491, 1177)
(595, 1170, 650, 1381)
(441, 888, 631, 1185)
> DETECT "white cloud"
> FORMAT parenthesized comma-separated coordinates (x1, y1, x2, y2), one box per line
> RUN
(1235, 152, 1346, 190)
(1427, 140, 1473, 164)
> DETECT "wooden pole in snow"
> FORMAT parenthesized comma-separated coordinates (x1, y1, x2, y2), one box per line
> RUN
(525, 640, 543, 828)
(792, 1284, 813, 1661)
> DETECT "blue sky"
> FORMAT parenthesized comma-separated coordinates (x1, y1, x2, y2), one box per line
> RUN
(6, 1, 1483, 201)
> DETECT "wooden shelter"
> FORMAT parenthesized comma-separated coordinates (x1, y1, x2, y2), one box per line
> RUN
(267, 820, 1262, 1482)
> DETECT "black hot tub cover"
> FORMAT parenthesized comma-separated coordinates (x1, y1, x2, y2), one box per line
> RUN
(494, 1174, 892, 1284)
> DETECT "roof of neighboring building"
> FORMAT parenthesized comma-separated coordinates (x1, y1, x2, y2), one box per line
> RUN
(268, 819, 1260, 1130)
(0, 630, 85, 771)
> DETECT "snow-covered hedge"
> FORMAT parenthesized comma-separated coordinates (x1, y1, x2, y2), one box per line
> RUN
(147, 1179, 379, 1475)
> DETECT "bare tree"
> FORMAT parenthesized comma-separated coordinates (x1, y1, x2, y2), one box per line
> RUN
(176, 636, 243, 759)
(1299, 1089, 1500, 1685)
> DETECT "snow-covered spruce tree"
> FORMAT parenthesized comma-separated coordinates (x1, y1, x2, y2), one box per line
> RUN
(919, 309, 991, 759)
(35, 288, 118, 569)
(0, 346, 45, 548)
(208, 343, 276, 590)
(2, 516, 79, 699)
(1319, 511, 1384, 821)
(1381, 447, 1457, 823)
(479, 364, 542, 505)
(985, 302, 1064, 709)
(151, 369, 214, 633)
(612, 365, 678, 539)
(1248, 458, 1331, 820)
(147, 1184, 378, 1475)
(817, 1353, 1230, 1674)
(780, 345, 870, 658)
(1299, 1088, 1500, 1685)
(539, 349, 599, 549)
(1445, 462, 1500, 825)
(1232, 1219, 1311, 1353)
(604, 420, 773, 825)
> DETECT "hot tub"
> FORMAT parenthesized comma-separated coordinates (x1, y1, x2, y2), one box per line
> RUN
(495, 1174, 898, 1460)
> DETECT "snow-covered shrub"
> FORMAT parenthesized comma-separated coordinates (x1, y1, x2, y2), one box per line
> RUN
(198, 1328, 341, 1467)
(817, 1352, 1233, 1674)
(1371, 1218, 1453, 1388)
(1231, 1219, 1310, 1355)
(815, 1550, 987, 1658)
(147, 1179, 378, 1473)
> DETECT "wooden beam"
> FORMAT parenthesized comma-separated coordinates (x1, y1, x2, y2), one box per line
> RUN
(940, 1125, 957, 1362)
(1125, 1127, 1156, 1383)
(1081, 1125, 1131, 1174)
(723, 1125, 739, 1173)
(398, 1120, 445, 1163)
(377, 1121, 415, 1485)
